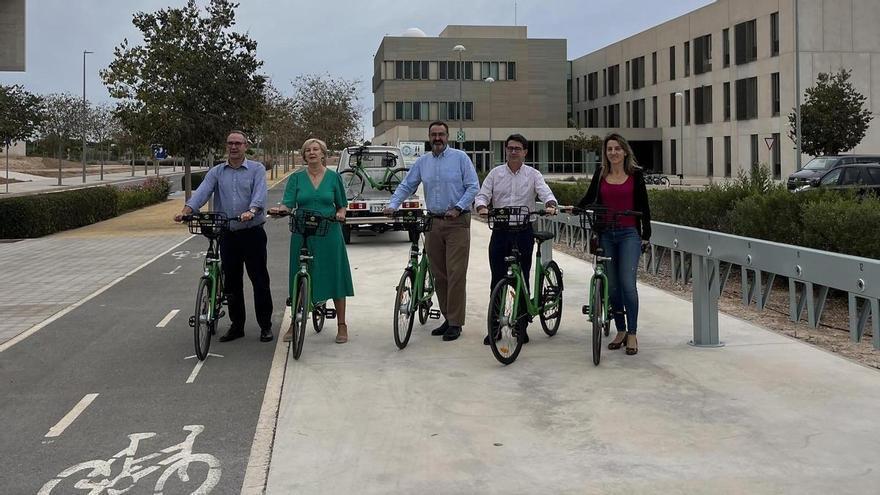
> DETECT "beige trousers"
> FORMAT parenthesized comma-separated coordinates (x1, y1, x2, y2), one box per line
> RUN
(424, 213, 471, 326)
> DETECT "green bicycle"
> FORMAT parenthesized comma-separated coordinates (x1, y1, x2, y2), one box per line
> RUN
(182, 212, 229, 361)
(485, 206, 564, 365)
(571, 205, 642, 366)
(340, 145, 409, 200)
(391, 210, 442, 349)
(272, 209, 340, 360)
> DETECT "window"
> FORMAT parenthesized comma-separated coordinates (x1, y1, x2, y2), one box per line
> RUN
(694, 34, 712, 74)
(603, 106, 607, 126)
(464, 101, 473, 120)
(771, 72, 780, 116)
(481, 62, 489, 79)
(771, 12, 779, 57)
(625, 61, 630, 91)
(464, 61, 473, 80)
(395, 61, 404, 80)
(631, 99, 645, 128)
(750, 134, 759, 170)
(507, 62, 516, 80)
(652, 51, 657, 85)
(736, 77, 758, 120)
(684, 89, 691, 125)
(694, 85, 713, 125)
(587, 108, 599, 128)
(684, 41, 690, 76)
(631, 56, 645, 89)
(723, 82, 731, 121)
(576, 77, 580, 102)
(671, 139, 677, 174)
(412, 60, 421, 80)
(735, 19, 758, 65)
(820, 168, 842, 186)
(588, 72, 598, 100)
(490, 62, 499, 80)
(706, 137, 714, 176)
(866, 167, 880, 184)
(669, 46, 676, 80)
(723, 28, 730, 67)
(724, 136, 732, 177)
(608, 104, 620, 127)
(772, 132, 781, 178)
(669, 93, 677, 126)
(626, 101, 631, 127)
(395, 102, 404, 120)
(403, 101, 412, 120)
(439, 61, 447, 80)
(652, 95, 658, 127)
(602, 68, 607, 96)
(608, 65, 620, 95)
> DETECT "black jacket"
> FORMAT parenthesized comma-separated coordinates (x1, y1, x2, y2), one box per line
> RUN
(576, 167, 652, 240)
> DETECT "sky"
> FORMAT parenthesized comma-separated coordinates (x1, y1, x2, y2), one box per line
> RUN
(1, 0, 714, 139)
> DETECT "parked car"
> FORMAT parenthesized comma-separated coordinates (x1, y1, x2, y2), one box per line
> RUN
(787, 155, 880, 190)
(796, 163, 880, 196)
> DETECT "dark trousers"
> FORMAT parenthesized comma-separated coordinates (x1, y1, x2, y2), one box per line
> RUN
(488, 225, 534, 325)
(219, 224, 273, 332)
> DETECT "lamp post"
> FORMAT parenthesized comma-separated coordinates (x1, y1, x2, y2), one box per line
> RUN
(675, 91, 684, 178)
(81, 50, 93, 183)
(794, 0, 802, 170)
(485, 77, 495, 166)
(453, 44, 466, 149)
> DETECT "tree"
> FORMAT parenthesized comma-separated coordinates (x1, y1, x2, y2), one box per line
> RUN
(0, 84, 44, 192)
(564, 128, 603, 173)
(290, 74, 361, 150)
(88, 103, 121, 179)
(101, 0, 267, 197)
(789, 68, 874, 156)
(39, 93, 83, 185)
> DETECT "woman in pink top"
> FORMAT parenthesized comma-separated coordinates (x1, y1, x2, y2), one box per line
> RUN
(576, 133, 652, 355)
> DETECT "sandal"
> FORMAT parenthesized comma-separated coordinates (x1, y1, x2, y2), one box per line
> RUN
(608, 331, 627, 350)
(625, 334, 638, 355)
(335, 323, 348, 344)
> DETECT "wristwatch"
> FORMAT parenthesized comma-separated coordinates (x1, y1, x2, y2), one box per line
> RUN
(249, 207, 259, 215)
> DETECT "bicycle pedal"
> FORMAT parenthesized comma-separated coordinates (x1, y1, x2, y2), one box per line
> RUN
(285, 296, 292, 307)
(324, 308, 337, 319)
(217, 310, 225, 319)
(188, 316, 196, 328)
(429, 309, 442, 319)
(582, 305, 590, 315)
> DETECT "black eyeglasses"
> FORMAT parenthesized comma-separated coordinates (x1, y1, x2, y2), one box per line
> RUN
(506, 146, 524, 152)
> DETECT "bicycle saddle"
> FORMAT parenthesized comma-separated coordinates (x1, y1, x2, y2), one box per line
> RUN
(533, 231, 555, 242)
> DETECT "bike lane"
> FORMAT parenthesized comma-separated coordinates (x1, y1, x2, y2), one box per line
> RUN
(0, 183, 291, 494)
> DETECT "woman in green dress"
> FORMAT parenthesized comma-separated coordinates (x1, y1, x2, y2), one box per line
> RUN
(270, 138, 354, 344)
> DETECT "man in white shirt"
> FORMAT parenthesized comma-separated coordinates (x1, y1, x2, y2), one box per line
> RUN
(475, 134, 557, 344)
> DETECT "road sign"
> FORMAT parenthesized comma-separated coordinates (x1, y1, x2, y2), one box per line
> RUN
(152, 144, 167, 160)
(764, 137, 776, 151)
(456, 129, 466, 142)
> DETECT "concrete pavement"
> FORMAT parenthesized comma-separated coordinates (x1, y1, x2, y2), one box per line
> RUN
(266, 222, 880, 494)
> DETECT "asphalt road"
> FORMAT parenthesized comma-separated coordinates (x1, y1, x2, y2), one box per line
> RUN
(0, 184, 290, 494)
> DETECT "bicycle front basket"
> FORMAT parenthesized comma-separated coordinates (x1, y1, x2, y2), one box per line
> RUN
(290, 210, 331, 237)
(488, 206, 530, 232)
(188, 212, 229, 238)
(394, 210, 432, 233)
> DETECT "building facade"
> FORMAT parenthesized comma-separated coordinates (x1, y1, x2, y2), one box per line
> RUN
(0, 0, 26, 71)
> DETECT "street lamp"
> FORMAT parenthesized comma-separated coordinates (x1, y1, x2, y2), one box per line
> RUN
(675, 91, 684, 178)
(82, 50, 93, 183)
(794, 0, 802, 170)
(485, 77, 495, 165)
(453, 44, 466, 148)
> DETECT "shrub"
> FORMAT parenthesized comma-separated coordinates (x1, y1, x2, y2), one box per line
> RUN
(547, 180, 588, 206)
(800, 193, 880, 258)
(117, 177, 171, 213)
(0, 187, 119, 238)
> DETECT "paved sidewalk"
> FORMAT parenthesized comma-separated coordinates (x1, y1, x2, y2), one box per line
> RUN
(266, 221, 880, 494)
(1, 166, 191, 196)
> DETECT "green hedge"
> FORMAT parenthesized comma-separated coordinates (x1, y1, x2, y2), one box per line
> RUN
(0, 177, 171, 238)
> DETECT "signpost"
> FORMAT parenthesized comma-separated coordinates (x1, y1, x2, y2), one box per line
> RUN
(152, 144, 166, 176)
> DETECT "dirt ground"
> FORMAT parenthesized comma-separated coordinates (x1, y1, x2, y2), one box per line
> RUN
(553, 242, 880, 370)
(5, 156, 134, 178)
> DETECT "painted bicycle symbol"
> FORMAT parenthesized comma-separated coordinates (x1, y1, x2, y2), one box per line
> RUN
(39, 425, 221, 494)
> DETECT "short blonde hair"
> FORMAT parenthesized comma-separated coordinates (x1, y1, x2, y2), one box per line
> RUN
(300, 138, 328, 164)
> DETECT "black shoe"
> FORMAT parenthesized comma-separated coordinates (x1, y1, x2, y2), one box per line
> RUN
(431, 320, 450, 336)
(219, 327, 244, 342)
(483, 332, 502, 345)
(512, 321, 529, 344)
(260, 327, 274, 342)
(442, 325, 462, 341)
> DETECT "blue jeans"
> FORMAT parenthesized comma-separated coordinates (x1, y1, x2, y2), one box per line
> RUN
(599, 227, 641, 334)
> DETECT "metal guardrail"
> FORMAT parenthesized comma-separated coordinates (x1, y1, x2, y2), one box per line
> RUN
(537, 214, 880, 350)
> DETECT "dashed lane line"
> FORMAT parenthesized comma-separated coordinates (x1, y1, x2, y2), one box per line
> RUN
(156, 309, 180, 328)
(45, 393, 99, 438)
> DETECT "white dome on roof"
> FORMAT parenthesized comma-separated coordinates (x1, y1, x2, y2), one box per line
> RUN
(401, 27, 427, 37)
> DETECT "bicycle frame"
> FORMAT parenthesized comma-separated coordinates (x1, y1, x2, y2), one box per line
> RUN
(588, 254, 610, 326)
(500, 244, 549, 323)
(290, 247, 315, 317)
(350, 162, 399, 190)
(203, 237, 223, 322)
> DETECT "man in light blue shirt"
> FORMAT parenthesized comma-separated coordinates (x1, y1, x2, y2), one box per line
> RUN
(385, 121, 479, 341)
(175, 130, 274, 343)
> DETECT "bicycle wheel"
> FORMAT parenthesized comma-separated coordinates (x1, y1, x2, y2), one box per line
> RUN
(292, 277, 308, 360)
(393, 271, 415, 349)
(213, 270, 225, 335)
(659, 176, 670, 186)
(193, 277, 212, 361)
(591, 277, 604, 366)
(384, 167, 408, 192)
(538, 260, 563, 336)
(339, 170, 365, 200)
(312, 302, 326, 333)
(418, 269, 435, 325)
(488, 279, 523, 365)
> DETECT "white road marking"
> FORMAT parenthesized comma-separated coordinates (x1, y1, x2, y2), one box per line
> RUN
(45, 393, 99, 438)
(163, 265, 182, 275)
(155, 309, 180, 328)
(0, 235, 195, 354)
(185, 353, 224, 384)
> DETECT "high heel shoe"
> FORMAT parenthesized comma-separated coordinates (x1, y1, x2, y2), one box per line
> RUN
(608, 331, 627, 350)
(625, 334, 638, 355)
(335, 323, 348, 344)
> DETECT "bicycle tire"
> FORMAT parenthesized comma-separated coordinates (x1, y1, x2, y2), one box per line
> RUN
(382, 167, 408, 192)
(591, 277, 604, 366)
(340, 170, 365, 200)
(538, 260, 564, 336)
(487, 279, 523, 365)
(312, 302, 326, 333)
(193, 277, 212, 361)
(659, 176, 670, 186)
(418, 269, 435, 325)
(214, 270, 224, 335)
(292, 277, 308, 360)
(393, 271, 415, 349)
